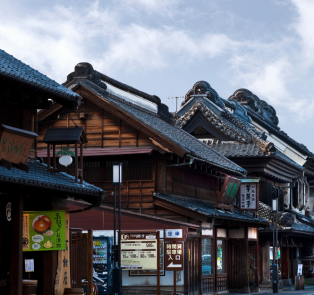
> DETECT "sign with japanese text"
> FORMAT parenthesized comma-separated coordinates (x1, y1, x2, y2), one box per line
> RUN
(54, 213, 71, 295)
(23, 211, 66, 251)
(165, 242, 183, 271)
(240, 183, 259, 210)
(121, 232, 158, 270)
(0, 124, 37, 165)
(165, 229, 182, 239)
(218, 176, 241, 204)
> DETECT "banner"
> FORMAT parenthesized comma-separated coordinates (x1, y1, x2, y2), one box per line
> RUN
(23, 211, 66, 251)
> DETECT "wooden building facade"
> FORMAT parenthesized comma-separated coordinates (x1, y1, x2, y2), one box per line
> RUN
(0, 49, 103, 295)
(38, 63, 269, 294)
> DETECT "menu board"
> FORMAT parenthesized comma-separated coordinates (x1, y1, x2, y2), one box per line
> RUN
(121, 232, 158, 270)
(23, 211, 66, 251)
(240, 183, 259, 210)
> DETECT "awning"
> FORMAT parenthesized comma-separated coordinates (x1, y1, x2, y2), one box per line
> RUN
(37, 147, 153, 157)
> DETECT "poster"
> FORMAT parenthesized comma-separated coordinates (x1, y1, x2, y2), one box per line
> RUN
(121, 232, 158, 270)
(25, 259, 34, 272)
(23, 211, 66, 252)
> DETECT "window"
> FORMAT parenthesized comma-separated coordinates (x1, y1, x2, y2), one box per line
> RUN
(217, 239, 226, 274)
(202, 238, 212, 275)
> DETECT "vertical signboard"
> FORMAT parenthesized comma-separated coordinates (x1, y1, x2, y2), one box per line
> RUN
(218, 176, 241, 204)
(54, 212, 71, 295)
(239, 180, 259, 210)
(23, 211, 66, 251)
(121, 232, 158, 270)
(165, 242, 184, 271)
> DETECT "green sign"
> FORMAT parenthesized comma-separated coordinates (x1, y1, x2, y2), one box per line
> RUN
(23, 211, 66, 252)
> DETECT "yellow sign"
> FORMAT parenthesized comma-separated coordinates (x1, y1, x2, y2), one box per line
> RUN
(121, 232, 158, 270)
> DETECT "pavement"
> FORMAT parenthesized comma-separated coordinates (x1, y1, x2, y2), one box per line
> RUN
(229, 285, 314, 295)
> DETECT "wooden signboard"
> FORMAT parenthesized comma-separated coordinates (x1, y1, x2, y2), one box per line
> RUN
(217, 176, 241, 204)
(165, 241, 184, 271)
(0, 124, 37, 165)
(239, 181, 259, 210)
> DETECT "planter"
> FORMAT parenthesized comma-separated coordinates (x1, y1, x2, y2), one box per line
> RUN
(22, 280, 38, 295)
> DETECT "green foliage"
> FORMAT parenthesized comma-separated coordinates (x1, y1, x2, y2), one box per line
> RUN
(304, 277, 310, 285)
(56, 147, 75, 157)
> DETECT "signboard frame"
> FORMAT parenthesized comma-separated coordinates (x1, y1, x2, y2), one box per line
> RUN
(217, 176, 241, 204)
(239, 182, 259, 211)
(165, 241, 184, 271)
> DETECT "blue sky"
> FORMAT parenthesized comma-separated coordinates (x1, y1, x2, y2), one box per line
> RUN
(1, 0, 314, 152)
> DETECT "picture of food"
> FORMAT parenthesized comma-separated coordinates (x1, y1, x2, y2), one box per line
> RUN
(44, 230, 53, 236)
(32, 215, 52, 234)
(44, 240, 53, 249)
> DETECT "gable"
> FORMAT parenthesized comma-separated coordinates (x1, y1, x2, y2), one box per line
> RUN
(182, 110, 235, 141)
(38, 96, 151, 150)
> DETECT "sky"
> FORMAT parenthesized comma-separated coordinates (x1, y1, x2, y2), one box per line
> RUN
(1, 0, 314, 152)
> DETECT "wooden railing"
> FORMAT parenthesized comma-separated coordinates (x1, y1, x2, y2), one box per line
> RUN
(201, 275, 214, 294)
(217, 273, 228, 291)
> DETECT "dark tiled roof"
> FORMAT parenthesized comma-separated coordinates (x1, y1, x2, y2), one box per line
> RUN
(0, 159, 103, 196)
(154, 193, 269, 225)
(71, 79, 247, 176)
(207, 142, 304, 170)
(43, 127, 86, 143)
(0, 49, 80, 100)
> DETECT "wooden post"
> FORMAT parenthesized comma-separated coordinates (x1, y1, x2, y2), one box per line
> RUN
(157, 231, 160, 295)
(53, 144, 56, 170)
(174, 270, 176, 295)
(75, 143, 78, 183)
(87, 229, 93, 295)
(244, 227, 249, 291)
(10, 195, 23, 295)
(47, 143, 51, 170)
(80, 143, 83, 184)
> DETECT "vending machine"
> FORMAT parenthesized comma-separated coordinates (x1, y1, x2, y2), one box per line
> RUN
(92, 236, 114, 294)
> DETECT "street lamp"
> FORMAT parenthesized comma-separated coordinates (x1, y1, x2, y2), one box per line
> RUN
(112, 163, 122, 295)
(272, 193, 278, 293)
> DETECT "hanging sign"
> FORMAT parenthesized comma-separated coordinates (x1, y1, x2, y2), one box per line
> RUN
(25, 259, 35, 272)
(121, 232, 158, 270)
(239, 182, 259, 210)
(165, 242, 184, 271)
(23, 211, 66, 251)
(165, 229, 183, 239)
(298, 264, 303, 275)
(217, 176, 241, 204)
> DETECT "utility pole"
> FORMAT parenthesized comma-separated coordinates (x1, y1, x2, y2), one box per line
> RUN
(168, 94, 184, 112)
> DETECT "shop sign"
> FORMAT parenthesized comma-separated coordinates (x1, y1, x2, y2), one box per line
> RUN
(0, 124, 37, 165)
(165, 229, 182, 239)
(217, 176, 241, 204)
(165, 241, 183, 271)
(121, 232, 158, 270)
(23, 210, 66, 252)
(298, 264, 303, 275)
(239, 182, 259, 210)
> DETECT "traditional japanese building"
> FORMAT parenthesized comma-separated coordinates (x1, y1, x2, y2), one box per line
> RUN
(0, 49, 103, 295)
(37, 63, 270, 294)
(175, 80, 314, 287)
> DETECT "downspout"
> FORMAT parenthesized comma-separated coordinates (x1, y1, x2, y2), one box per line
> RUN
(163, 157, 194, 194)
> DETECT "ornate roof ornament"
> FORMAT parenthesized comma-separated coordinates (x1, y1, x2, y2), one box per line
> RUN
(65, 63, 174, 124)
(228, 88, 279, 127)
(181, 81, 225, 109)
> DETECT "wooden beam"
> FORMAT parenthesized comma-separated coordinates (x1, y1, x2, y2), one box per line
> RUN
(87, 229, 93, 295)
(10, 195, 23, 295)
